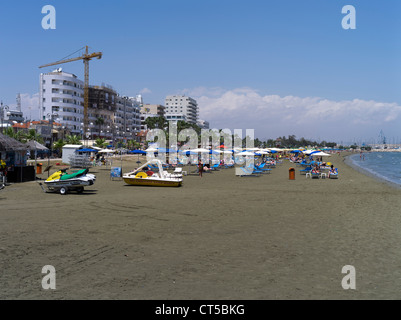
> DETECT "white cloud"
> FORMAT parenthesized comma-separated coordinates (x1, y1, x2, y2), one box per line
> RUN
(6, 93, 40, 121)
(139, 88, 152, 94)
(188, 87, 401, 142)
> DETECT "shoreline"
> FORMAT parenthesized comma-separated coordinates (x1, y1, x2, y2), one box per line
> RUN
(343, 152, 401, 190)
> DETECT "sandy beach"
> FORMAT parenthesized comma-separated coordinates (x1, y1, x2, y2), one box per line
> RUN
(1, 153, 401, 300)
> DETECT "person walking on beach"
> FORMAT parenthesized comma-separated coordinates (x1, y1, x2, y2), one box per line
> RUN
(198, 160, 203, 178)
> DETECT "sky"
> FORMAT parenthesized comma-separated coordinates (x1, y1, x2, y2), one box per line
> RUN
(0, 0, 400, 144)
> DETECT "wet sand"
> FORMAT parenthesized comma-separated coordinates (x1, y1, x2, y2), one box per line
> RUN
(1, 153, 401, 299)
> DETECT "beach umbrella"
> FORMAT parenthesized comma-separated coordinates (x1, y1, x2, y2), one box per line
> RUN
(255, 150, 269, 154)
(77, 148, 98, 153)
(312, 151, 331, 157)
(145, 147, 159, 160)
(156, 148, 175, 153)
(128, 149, 146, 162)
(185, 148, 210, 164)
(181, 150, 198, 155)
(190, 148, 210, 153)
(98, 149, 115, 153)
(178, 150, 198, 173)
(26, 140, 49, 151)
(235, 151, 255, 165)
(239, 151, 255, 156)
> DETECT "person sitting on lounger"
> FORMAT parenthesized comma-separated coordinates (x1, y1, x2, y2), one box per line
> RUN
(311, 163, 320, 174)
(328, 165, 338, 177)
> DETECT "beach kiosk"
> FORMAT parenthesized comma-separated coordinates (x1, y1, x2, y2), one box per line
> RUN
(62, 144, 83, 165)
(0, 133, 34, 182)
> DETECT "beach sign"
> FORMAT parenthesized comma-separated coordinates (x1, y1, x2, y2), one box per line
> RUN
(110, 167, 122, 180)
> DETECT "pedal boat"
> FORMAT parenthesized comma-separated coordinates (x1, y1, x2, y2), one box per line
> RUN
(123, 159, 182, 187)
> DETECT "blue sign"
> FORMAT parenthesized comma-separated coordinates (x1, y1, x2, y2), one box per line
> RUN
(110, 167, 122, 178)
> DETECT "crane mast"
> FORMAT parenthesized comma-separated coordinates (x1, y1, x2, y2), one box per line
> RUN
(39, 46, 102, 138)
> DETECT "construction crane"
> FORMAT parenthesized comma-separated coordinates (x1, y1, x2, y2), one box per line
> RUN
(39, 46, 102, 136)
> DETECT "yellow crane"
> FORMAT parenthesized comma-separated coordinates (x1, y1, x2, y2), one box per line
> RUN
(39, 46, 102, 136)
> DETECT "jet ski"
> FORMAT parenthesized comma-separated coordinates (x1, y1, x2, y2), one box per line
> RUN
(39, 168, 96, 195)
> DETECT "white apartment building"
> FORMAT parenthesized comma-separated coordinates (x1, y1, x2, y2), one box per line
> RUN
(164, 95, 198, 124)
(197, 119, 210, 129)
(40, 70, 142, 141)
(114, 96, 141, 141)
(129, 96, 142, 136)
(5, 110, 24, 123)
(39, 69, 84, 135)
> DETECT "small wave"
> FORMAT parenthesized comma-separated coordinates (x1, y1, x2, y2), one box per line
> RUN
(349, 152, 401, 186)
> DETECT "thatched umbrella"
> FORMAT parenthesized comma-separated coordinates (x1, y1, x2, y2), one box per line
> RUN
(0, 133, 26, 152)
(25, 140, 49, 152)
(0, 133, 28, 183)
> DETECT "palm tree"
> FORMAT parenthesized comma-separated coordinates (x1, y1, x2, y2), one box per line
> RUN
(66, 134, 81, 145)
(177, 120, 192, 133)
(95, 138, 106, 148)
(144, 116, 168, 130)
(26, 129, 44, 144)
(14, 130, 27, 143)
(95, 117, 104, 138)
(53, 139, 66, 155)
(4, 127, 15, 139)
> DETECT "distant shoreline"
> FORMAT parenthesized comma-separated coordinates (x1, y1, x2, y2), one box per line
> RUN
(344, 152, 401, 190)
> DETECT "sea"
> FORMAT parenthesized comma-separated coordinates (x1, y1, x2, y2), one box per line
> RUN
(349, 152, 401, 187)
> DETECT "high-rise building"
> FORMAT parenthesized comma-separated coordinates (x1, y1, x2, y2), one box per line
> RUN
(114, 95, 141, 141)
(88, 85, 117, 140)
(88, 87, 142, 142)
(164, 95, 198, 124)
(140, 104, 165, 131)
(39, 70, 84, 135)
(40, 69, 141, 141)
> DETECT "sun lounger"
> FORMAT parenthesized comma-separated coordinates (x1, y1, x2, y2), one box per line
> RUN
(255, 163, 272, 173)
(328, 169, 339, 179)
(236, 166, 261, 177)
(210, 163, 220, 171)
(246, 164, 265, 174)
(300, 166, 312, 175)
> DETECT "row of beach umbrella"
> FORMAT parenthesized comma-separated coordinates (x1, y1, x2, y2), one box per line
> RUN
(78, 147, 332, 160)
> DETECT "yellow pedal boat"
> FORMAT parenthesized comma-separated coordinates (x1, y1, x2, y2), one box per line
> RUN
(123, 159, 183, 187)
